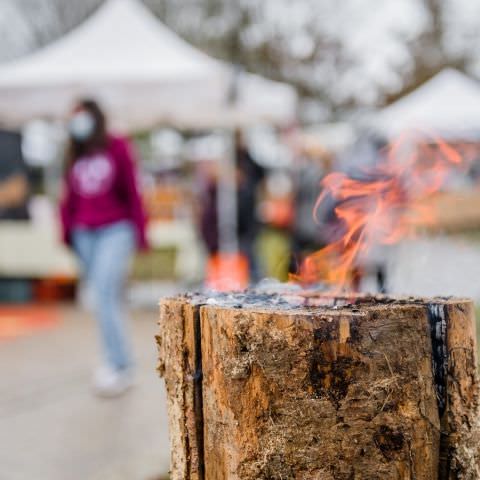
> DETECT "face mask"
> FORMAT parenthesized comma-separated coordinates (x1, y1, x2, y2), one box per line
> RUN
(68, 111, 95, 142)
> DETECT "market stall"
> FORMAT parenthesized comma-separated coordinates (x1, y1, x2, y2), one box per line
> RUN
(0, 0, 298, 289)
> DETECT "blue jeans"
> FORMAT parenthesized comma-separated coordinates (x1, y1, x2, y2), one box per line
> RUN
(72, 221, 136, 371)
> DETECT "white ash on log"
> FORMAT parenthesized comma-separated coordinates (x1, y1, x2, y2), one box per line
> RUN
(157, 291, 480, 480)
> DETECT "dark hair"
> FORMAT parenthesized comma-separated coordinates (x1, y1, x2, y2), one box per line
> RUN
(67, 99, 108, 166)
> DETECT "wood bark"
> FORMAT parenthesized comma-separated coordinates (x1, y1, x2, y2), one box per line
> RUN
(157, 294, 480, 479)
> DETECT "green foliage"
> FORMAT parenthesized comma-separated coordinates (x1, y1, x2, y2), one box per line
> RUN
(131, 247, 177, 280)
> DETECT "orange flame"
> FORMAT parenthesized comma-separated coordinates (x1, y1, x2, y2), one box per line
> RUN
(295, 131, 467, 291)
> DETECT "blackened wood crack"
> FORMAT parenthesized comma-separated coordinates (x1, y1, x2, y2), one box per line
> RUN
(427, 303, 449, 479)
(427, 304, 448, 417)
(193, 306, 205, 480)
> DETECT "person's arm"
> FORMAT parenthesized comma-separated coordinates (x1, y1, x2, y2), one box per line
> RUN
(59, 175, 75, 246)
(115, 138, 149, 251)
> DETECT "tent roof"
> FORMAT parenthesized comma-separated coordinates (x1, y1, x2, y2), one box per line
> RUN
(374, 69, 480, 140)
(0, 0, 218, 87)
(0, 0, 297, 130)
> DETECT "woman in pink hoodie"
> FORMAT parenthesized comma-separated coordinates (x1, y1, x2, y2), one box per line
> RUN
(61, 99, 147, 397)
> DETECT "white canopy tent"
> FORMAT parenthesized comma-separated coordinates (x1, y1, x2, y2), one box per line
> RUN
(374, 69, 480, 140)
(0, 0, 297, 131)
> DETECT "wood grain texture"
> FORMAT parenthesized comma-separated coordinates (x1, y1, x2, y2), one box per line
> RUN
(157, 300, 202, 480)
(158, 294, 479, 479)
(443, 302, 480, 479)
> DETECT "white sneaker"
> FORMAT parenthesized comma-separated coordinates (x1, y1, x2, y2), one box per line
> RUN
(93, 365, 134, 398)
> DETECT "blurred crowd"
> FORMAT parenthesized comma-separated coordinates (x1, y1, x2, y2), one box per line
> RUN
(4, 99, 480, 303)
(0, 105, 341, 289)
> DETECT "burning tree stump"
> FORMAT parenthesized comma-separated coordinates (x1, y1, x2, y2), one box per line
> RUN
(157, 291, 480, 479)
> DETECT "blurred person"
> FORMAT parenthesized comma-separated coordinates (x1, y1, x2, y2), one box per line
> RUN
(235, 129, 265, 282)
(349, 134, 389, 293)
(289, 145, 339, 282)
(257, 170, 295, 281)
(326, 134, 389, 292)
(198, 159, 220, 256)
(0, 129, 29, 220)
(198, 132, 265, 285)
(292, 153, 331, 262)
(60, 99, 148, 397)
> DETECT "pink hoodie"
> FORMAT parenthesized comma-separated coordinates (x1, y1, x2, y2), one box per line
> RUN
(60, 135, 148, 250)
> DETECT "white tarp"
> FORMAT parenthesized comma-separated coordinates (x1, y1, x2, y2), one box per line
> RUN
(0, 0, 297, 131)
(374, 68, 480, 140)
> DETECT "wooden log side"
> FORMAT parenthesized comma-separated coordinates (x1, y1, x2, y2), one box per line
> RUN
(201, 304, 439, 479)
(157, 300, 203, 480)
(443, 301, 480, 479)
(158, 295, 479, 480)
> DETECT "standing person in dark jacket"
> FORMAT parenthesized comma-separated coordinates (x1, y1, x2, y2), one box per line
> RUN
(235, 130, 265, 282)
(199, 132, 265, 284)
(60, 99, 148, 397)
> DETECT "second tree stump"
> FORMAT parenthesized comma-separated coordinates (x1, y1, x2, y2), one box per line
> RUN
(158, 292, 480, 479)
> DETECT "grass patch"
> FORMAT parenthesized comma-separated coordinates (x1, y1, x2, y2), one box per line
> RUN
(131, 247, 177, 280)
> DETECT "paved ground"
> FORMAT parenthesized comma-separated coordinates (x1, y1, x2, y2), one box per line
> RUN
(1, 236, 480, 480)
(0, 306, 170, 480)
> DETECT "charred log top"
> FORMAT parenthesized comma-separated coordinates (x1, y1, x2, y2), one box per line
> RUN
(174, 288, 470, 315)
